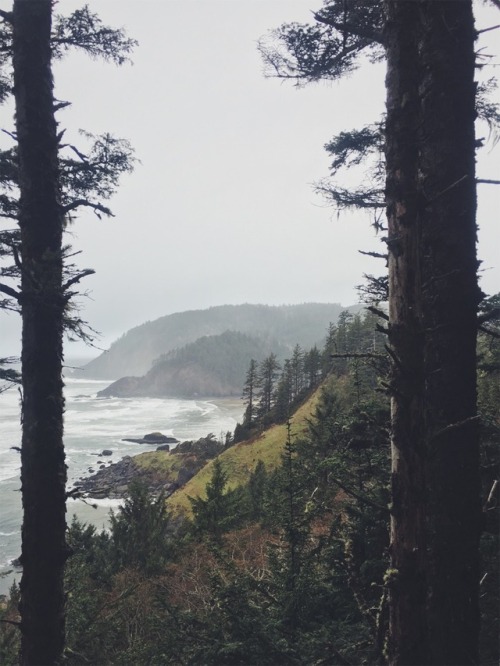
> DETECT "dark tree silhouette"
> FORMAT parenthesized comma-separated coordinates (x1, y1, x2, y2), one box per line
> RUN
(260, 1, 489, 662)
(0, 3, 135, 663)
(384, 2, 481, 663)
(12, 1, 67, 662)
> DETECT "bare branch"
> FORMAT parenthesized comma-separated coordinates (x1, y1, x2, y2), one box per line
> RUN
(0, 282, 20, 300)
(367, 306, 389, 321)
(431, 416, 481, 441)
(62, 200, 113, 217)
(477, 178, 500, 184)
(477, 24, 500, 35)
(1, 128, 17, 141)
(359, 250, 388, 260)
(62, 268, 95, 292)
(330, 352, 386, 360)
(54, 100, 71, 112)
(329, 474, 390, 515)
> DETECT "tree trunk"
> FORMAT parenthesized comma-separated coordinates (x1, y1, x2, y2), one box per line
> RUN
(384, 1, 480, 664)
(13, 0, 67, 663)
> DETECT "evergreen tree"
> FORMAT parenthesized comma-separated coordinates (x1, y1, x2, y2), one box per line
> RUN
(190, 459, 243, 541)
(261, 2, 487, 660)
(0, 5, 135, 662)
(256, 353, 281, 417)
(303, 345, 321, 390)
(290, 343, 304, 400)
(109, 481, 172, 575)
(274, 359, 293, 422)
(10, 3, 68, 660)
(242, 358, 258, 427)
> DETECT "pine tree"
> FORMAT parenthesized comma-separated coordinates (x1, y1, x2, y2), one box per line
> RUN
(189, 459, 243, 541)
(242, 358, 258, 428)
(0, 4, 135, 662)
(256, 353, 281, 417)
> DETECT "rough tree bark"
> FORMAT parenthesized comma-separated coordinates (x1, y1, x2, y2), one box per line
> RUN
(384, 1, 481, 664)
(13, 0, 67, 663)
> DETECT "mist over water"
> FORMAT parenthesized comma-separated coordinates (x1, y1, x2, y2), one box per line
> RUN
(0, 377, 243, 595)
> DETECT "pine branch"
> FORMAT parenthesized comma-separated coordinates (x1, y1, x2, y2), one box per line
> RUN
(367, 306, 389, 321)
(62, 200, 113, 217)
(313, 12, 384, 45)
(62, 269, 95, 292)
(0, 282, 20, 300)
(53, 100, 71, 112)
(477, 24, 500, 35)
(359, 250, 388, 260)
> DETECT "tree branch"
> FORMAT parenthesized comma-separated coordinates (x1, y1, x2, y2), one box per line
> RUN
(329, 475, 390, 515)
(0, 9, 13, 23)
(477, 23, 500, 35)
(313, 12, 384, 45)
(0, 282, 20, 301)
(477, 178, 500, 185)
(330, 352, 386, 360)
(359, 250, 388, 260)
(62, 269, 95, 292)
(62, 200, 113, 217)
(54, 100, 71, 112)
(367, 306, 389, 321)
(479, 324, 500, 339)
(431, 416, 481, 441)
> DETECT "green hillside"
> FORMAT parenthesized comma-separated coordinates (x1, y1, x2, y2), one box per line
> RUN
(165, 386, 321, 515)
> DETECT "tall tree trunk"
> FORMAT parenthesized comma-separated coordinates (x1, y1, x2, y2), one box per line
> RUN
(384, 1, 480, 664)
(13, 0, 67, 663)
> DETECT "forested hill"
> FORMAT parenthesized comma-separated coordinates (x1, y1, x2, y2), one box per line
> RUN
(98, 331, 289, 398)
(78, 303, 362, 379)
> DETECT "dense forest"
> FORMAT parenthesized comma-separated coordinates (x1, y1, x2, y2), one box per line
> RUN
(79, 303, 360, 380)
(1, 305, 498, 665)
(0, 0, 499, 664)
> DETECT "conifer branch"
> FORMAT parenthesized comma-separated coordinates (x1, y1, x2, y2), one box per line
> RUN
(0, 282, 20, 300)
(62, 200, 113, 217)
(313, 12, 384, 45)
(62, 268, 95, 292)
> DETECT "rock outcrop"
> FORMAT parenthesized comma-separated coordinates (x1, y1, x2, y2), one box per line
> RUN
(121, 432, 178, 445)
(74, 434, 225, 500)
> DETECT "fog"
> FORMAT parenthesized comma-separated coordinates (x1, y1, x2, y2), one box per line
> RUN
(1, 0, 498, 360)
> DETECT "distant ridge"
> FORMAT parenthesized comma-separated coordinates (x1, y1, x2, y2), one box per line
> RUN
(78, 303, 363, 380)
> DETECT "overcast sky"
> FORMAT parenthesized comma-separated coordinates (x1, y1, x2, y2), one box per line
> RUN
(1, 0, 499, 359)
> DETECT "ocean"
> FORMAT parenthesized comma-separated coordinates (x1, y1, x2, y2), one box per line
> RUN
(0, 377, 243, 596)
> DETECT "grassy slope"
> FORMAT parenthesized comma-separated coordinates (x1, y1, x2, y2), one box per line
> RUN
(166, 388, 321, 516)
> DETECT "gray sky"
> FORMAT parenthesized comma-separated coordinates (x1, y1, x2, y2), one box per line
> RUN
(1, 0, 499, 359)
